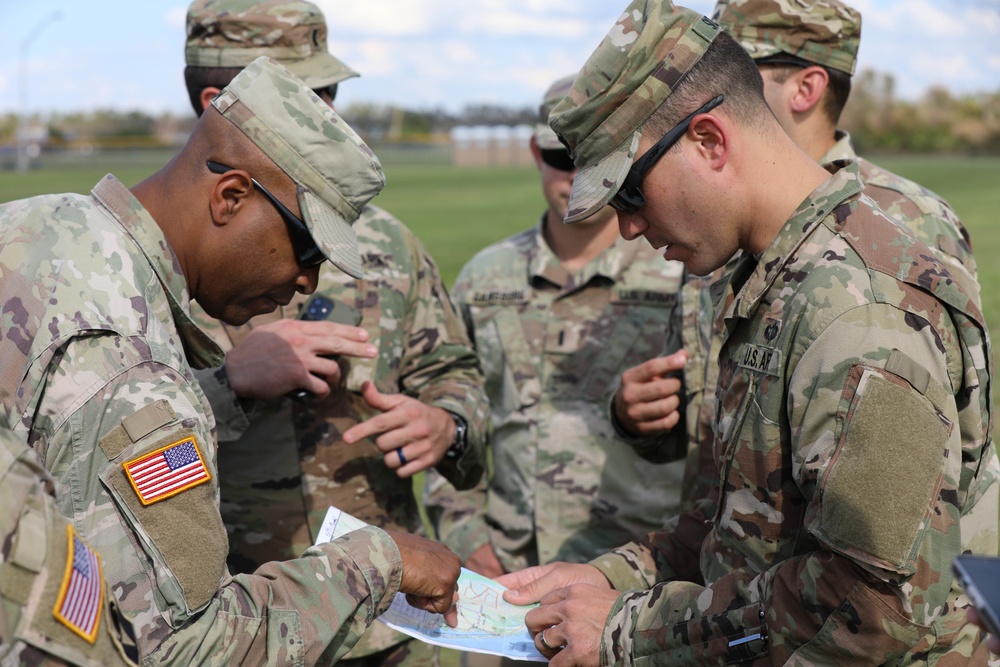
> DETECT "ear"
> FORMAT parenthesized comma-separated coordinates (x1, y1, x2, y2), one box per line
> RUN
(199, 86, 222, 113)
(789, 66, 829, 114)
(688, 112, 729, 172)
(208, 170, 254, 228)
(529, 135, 544, 171)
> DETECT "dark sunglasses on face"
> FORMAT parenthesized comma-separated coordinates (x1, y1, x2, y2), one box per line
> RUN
(609, 94, 725, 213)
(206, 160, 326, 267)
(540, 148, 576, 172)
(312, 83, 338, 102)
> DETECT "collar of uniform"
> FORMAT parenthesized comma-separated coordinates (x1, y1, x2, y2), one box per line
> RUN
(527, 213, 641, 290)
(90, 175, 224, 370)
(730, 160, 864, 321)
(819, 129, 857, 166)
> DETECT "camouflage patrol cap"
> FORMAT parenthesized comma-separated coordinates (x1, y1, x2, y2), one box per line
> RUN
(212, 56, 384, 279)
(713, 0, 861, 75)
(549, 0, 720, 224)
(186, 0, 359, 90)
(535, 74, 577, 150)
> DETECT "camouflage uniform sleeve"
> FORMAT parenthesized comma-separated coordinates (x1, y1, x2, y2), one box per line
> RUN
(35, 336, 402, 666)
(1, 432, 138, 667)
(421, 265, 493, 560)
(593, 303, 985, 664)
(158, 525, 402, 666)
(191, 364, 253, 442)
(395, 231, 488, 490)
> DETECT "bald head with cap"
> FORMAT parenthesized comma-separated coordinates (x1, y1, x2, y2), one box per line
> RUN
(139, 57, 383, 324)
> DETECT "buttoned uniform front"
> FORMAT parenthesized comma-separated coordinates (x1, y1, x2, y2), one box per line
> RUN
(193, 203, 488, 659)
(0, 176, 407, 665)
(588, 162, 999, 664)
(424, 218, 688, 571)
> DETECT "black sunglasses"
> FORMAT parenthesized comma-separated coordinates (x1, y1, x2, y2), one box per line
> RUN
(312, 83, 338, 102)
(540, 148, 576, 172)
(609, 94, 725, 213)
(206, 160, 325, 267)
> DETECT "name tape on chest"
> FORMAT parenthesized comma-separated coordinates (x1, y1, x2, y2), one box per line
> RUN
(738, 344, 782, 376)
(613, 289, 677, 306)
(53, 525, 103, 643)
(123, 436, 211, 506)
(468, 290, 527, 305)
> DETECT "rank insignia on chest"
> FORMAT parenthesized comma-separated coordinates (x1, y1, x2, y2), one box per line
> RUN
(54, 525, 103, 642)
(738, 343, 782, 376)
(123, 436, 211, 506)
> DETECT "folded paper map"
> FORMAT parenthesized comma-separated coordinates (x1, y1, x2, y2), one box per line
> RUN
(315, 506, 545, 661)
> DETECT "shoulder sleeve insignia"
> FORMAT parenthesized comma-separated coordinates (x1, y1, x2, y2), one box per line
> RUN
(53, 525, 103, 643)
(123, 436, 211, 506)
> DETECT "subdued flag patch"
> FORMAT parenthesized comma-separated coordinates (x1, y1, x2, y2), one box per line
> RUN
(123, 436, 211, 506)
(53, 525, 103, 643)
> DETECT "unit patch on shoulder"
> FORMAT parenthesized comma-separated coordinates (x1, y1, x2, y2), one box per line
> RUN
(123, 436, 211, 506)
(53, 525, 103, 643)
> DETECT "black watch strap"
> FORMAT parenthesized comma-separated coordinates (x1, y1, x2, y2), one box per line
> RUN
(444, 413, 468, 460)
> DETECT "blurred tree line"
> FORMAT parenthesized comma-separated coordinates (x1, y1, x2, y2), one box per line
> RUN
(839, 70, 999, 154)
(2, 69, 998, 154)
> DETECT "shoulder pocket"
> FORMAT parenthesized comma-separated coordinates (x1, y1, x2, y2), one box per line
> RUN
(100, 427, 227, 618)
(815, 361, 951, 576)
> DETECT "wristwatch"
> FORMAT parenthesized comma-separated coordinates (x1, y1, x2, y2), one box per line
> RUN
(444, 413, 468, 460)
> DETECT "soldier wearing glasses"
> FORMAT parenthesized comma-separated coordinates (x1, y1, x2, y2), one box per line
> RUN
(0, 57, 462, 665)
(424, 76, 690, 667)
(492, 1, 997, 664)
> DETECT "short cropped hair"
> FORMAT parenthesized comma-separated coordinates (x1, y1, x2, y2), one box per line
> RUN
(644, 30, 771, 142)
(184, 65, 246, 116)
(757, 56, 852, 125)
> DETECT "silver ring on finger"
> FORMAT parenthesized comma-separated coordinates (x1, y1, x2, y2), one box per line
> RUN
(539, 627, 558, 652)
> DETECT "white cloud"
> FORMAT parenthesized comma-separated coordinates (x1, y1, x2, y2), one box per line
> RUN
(990, 56, 1000, 72)
(457, 11, 589, 38)
(312, 0, 438, 36)
(899, 0, 965, 37)
(967, 7, 1000, 35)
(165, 6, 187, 29)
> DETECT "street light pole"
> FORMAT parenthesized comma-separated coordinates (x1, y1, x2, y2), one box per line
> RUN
(17, 11, 61, 173)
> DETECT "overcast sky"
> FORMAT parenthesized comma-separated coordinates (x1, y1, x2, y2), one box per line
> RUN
(2, 0, 998, 117)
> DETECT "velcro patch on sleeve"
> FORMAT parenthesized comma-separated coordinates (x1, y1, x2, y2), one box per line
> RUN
(53, 525, 103, 643)
(123, 436, 211, 506)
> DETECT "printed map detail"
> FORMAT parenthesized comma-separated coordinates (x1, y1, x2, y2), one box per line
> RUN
(314, 506, 544, 661)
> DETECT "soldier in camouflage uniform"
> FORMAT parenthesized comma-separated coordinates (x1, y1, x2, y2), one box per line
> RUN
(422, 74, 689, 664)
(0, 57, 462, 665)
(494, 2, 999, 664)
(1, 428, 138, 667)
(184, 3, 488, 665)
(616, 0, 983, 514)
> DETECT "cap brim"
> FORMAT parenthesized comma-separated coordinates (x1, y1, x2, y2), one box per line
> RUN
(300, 189, 363, 279)
(284, 51, 360, 90)
(564, 130, 641, 224)
(534, 125, 564, 150)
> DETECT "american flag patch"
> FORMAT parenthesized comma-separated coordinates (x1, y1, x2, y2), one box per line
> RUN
(123, 436, 211, 506)
(53, 525, 103, 642)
